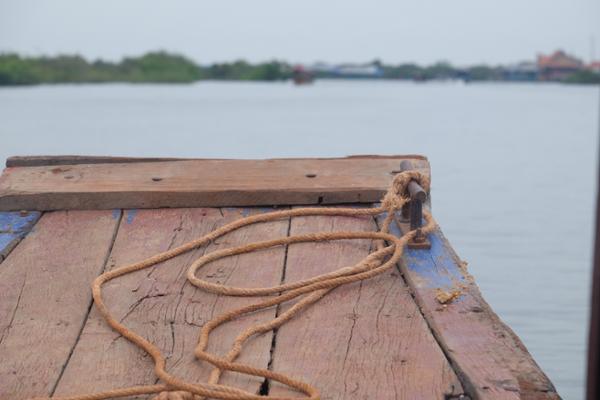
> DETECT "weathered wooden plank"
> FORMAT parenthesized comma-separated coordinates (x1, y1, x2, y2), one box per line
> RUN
(6, 155, 183, 168)
(53, 207, 289, 398)
(0, 210, 121, 400)
(0, 211, 41, 262)
(0, 157, 429, 211)
(380, 214, 560, 400)
(270, 210, 464, 399)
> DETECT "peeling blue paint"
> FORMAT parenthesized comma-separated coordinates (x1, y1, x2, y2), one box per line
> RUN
(112, 209, 121, 220)
(0, 211, 41, 233)
(0, 212, 40, 233)
(0, 211, 41, 259)
(0, 234, 13, 252)
(403, 231, 466, 289)
(125, 209, 138, 224)
(378, 212, 466, 290)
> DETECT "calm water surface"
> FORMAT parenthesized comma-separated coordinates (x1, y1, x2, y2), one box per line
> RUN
(1, 80, 599, 399)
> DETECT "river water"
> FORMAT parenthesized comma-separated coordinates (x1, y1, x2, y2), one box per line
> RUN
(0, 80, 598, 399)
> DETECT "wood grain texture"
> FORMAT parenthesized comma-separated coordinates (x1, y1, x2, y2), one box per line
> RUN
(53, 207, 289, 399)
(378, 214, 561, 400)
(5, 155, 183, 168)
(0, 157, 429, 211)
(269, 210, 464, 399)
(0, 210, 121, 400)
(0, 211, 41, 262)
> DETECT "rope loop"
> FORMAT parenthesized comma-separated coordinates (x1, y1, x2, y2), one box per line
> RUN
(34, 171, 435, 400)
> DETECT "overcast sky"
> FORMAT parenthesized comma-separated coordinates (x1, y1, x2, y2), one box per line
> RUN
(1, 0, 599, 65)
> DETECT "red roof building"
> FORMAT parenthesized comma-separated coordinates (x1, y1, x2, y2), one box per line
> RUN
(537, 50, 583, 80)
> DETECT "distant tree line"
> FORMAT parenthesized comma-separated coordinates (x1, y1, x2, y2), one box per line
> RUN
(0, 52, 291, 85)
(1, 51, 599, 86)
(381, 61, 600, 83)
(380, 61, 508, 81)
(563, 70, 600, 84)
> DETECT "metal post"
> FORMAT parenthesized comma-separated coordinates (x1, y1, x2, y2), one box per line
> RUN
(410, 197, 422, 231)
(398, 160, 430, 249)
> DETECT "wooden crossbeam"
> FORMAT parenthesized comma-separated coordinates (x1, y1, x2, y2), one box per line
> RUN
(0, 156, 429, 211)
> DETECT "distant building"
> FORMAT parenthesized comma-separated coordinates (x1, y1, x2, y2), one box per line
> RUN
(333, 63, 383, 78)
(504, 61, 538, 81)
(588, 61, 600, 73)
(537, 50, 583, 80)
(309, 62, 383, 79)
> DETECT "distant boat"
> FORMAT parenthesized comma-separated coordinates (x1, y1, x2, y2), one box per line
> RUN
(292, 65, 314, 85)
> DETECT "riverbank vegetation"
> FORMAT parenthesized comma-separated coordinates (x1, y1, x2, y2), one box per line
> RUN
(564, 70, 600, 84)
(0, 52, 290, 85)
(1, 51, 598, 86)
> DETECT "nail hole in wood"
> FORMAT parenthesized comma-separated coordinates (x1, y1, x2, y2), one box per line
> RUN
(152, 177, 163, 182)
(305, 173, 317, 178)
(64, 175, 74, 180)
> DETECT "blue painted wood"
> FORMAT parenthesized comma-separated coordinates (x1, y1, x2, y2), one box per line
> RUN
(0, 235, 16, 255)
(125, 209, 138, 224)
(0, 211, 41, 232)
(377, 212, 467, 290)
(0, 211, 41, 260)
(376, 211, 560, 398)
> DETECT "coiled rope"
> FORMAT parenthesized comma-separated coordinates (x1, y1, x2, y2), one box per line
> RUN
(34, 170, 434, 400)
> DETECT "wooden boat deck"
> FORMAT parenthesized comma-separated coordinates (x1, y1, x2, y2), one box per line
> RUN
(0, 156, 560, 400)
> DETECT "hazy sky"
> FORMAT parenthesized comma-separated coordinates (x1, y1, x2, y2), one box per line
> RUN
(1, 0, 599, 65)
